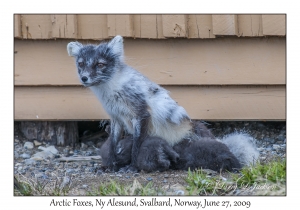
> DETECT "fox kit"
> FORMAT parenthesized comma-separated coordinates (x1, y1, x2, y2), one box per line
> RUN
(67, 36, 194, 172)
(100, 136, 179, 172)
(101, 135, 240, 172)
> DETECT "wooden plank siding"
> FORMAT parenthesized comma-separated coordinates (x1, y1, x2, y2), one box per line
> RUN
(14, 38, 285, 86)
(15, 86, 285, 121)
(15, 14, 286, 40)
(14, 14, 286, 121)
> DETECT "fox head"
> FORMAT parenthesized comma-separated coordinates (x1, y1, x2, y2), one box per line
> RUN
(67, 35, 124, 87)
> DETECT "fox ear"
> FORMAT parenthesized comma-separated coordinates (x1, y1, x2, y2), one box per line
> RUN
(67, 42, 83, 57)
(107, 35, 124, 57)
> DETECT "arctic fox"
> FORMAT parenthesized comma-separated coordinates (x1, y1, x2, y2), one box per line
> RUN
(100, 122, 259, 172)
(100, 135, 241, 172)
(67, 36, 194, 172)
(100, 136, 179, 172)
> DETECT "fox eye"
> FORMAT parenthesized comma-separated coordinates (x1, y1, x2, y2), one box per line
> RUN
(78, 61, 84, 67)
(97, 62, 106, 68)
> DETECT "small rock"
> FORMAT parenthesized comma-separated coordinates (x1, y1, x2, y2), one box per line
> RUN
(38, 146, 58, 155)
(33, 140, 42, 147)
(24, 158, 37, 165)
(82, 184, 88, 189)
(20, 153, 31, 159)
(257, 147, 264, 152)
(272, 144, 280, 150)
(146, 177, 153, 181)
(66, 169, 75, 173)
(31, 151, 55, 160)
(14, 151, 19, 159)
(24, 142, 34, 150)
(14, 139, 19, 143)
(175, 190, 185, 195)
(17, 166, 23, 171)
(276, 135, 285, 142)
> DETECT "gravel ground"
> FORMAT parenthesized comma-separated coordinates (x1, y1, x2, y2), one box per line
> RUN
(13, 121, 286, 196)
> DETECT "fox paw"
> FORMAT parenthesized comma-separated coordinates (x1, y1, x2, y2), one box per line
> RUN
(119, 165, 139, 173)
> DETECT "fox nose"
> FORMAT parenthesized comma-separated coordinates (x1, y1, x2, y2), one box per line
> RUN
(81, 76, 88, 83)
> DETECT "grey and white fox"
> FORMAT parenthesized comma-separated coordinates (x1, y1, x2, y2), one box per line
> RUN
(67, 36, 194, 172)
(67, 36, 258, 172)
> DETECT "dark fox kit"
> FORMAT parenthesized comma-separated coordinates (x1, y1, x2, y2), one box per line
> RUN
(100, 135, 241, 172)
(99, 122, 241, 172)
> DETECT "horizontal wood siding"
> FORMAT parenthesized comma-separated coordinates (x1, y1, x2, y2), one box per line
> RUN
(15, 14, 286, 40)
(15, 86, 285, 121)
(14, 38, 286, 86)
(14, 14, 286, 121)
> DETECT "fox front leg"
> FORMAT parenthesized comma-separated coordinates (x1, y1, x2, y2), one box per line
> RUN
(119, 116, 150, 173)
(108, 119, 123, 171)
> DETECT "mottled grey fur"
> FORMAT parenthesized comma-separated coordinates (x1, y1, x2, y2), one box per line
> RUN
(100, 136, 179, 172)
(100, 136, 132, 170)
(220, 132, 259, 166)
(67, 36, 193, 172)
(101, 135, 241, 172)
(172, 138, 241, 172)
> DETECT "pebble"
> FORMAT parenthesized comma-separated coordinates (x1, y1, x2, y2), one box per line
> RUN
(273, 144, 280, 150)
(33, 140, 42, 147)
(31, 151, 55, 160)
(175, 190, 185, 195)
(14, 151, 19, 159)
(38, 146, 58, 155)
(24, 159, 36, 165)
(24, 142, 34, 150)
(20, 153, 31, 159)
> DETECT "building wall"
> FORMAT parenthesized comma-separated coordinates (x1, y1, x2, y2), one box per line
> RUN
(14, 14, 286, 120)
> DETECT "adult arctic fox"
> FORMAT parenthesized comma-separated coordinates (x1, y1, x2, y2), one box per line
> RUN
(67, 36, 258, 172)
(67, 36, 194, 172)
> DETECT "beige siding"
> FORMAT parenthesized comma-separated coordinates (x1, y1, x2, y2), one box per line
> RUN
(14, 38, 286, 86)
(237, 15, 263, 37)
(262, 15, 286, 36)
(14, 14, 286, 121)
(15, 14, 286, 40)
(212, 15, 238, 36)
(187, 15, 215, 38)
(15, 86, 285, 121)
(77, 15, 108, 39)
